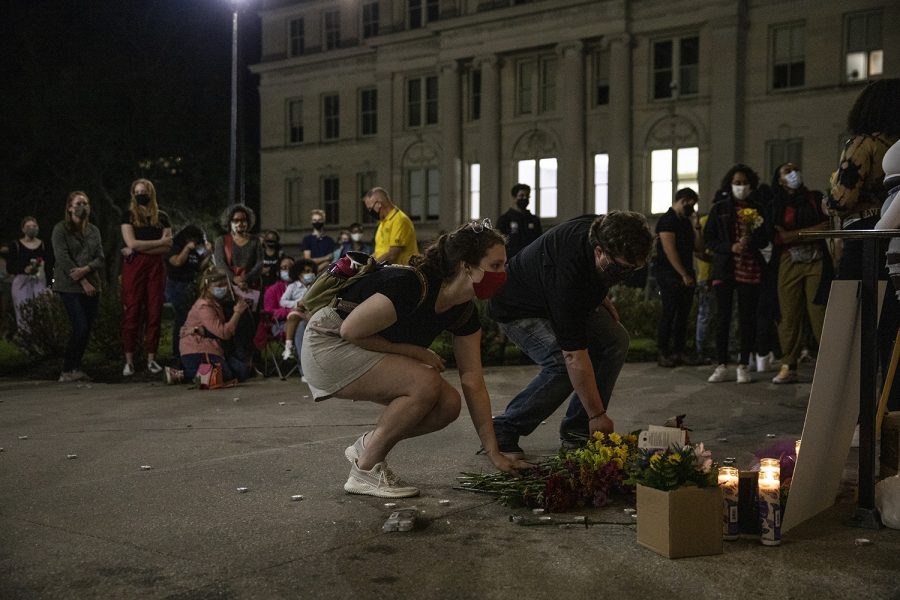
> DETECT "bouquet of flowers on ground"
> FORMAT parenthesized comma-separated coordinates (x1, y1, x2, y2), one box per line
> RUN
(28, 257, 45, 281)
(737, 207, 763, 233)
(625, 443, 715, 491)
(458, 432, 639, 511)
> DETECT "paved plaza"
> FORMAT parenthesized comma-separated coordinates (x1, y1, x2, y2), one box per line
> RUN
(1, 363, 898, 599)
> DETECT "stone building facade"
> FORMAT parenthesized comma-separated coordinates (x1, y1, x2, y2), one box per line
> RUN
(252, 0, 899, 243)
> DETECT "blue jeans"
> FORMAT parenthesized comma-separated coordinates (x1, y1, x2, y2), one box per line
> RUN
(181, 353, 249, 382)
(293, 320, 307, 373)
(58, 292, 99, 372)
(493, 308, 629, 443)
(165, 279, 193, 362)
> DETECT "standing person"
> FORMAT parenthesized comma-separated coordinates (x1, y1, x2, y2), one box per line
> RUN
(259, 230, 285, 291)
(488, 212, 654, 456)
(165, 225, 212, 366)
(7, 216, 52, 332)
(301, 220, 528, 498)
(769, 163, 830, 384)
(496, 183, 543, 258)
(876, 140, 900, 411)
(120, 178, 173, 377)
(214, 204, 263, 368)
(52, 191, 104, 382)
(165, 270, 250, 385)
(704, 165, 770, 384)
(653, 188, 702, 367)
(693, 212, 715, 364)
(301, 210, 335, 271)
(363, 187, 419, 265)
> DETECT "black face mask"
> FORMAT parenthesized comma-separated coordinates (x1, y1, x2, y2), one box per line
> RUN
(312, 222, 324, 231)
(516, 198, 530, 211)
(368, 207, 380, 220)
(135, 193, 151, 206)
(265, 240, 280, 248)
(683, 204, 695, 218)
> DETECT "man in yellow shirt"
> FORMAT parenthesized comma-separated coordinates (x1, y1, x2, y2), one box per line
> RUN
(363, 187, 419, 265)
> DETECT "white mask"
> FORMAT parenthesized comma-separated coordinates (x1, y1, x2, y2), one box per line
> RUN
(302, 273, 316, 285)
(280, 270, 291, 282)
(784, 170, 803, 190)
(731, 184, 751, 201)
(350, 232, 362, 242)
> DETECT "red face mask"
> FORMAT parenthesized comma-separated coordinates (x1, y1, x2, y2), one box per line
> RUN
(473, 269, 508, 299)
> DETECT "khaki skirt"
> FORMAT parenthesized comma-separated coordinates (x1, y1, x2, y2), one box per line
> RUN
(300, 307, 386, 401)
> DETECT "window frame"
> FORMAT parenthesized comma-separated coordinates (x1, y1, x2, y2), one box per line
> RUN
(764, 138, 803, 181)
(468, 163, 481, 219)
(593, 153, 609, 214)
(594, 50, 610, 107)
(649, 146, 699, 214)
(287, 98, 303, 145)
(517, 157, 558, 219)
(467, 68, 482, 122)
(288, 17, 305, 57)
(359, 88, 377, 137)
(405, 166, 441, 222)
(516, 54, 557, 116)
(322, 175, 340, 225)
(323, 9, 341, 51)
(285, 177, 303, 228)
(843, 9, 883, 83)
(362, 2, 380, 39)
(406, 75, 439, 128)
(408, 0, 440, 30)
(770, 21, 806, 91)
(322, 93, 340, 141)
(651, 34, 699, 101)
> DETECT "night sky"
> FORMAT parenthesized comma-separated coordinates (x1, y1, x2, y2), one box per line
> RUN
(1, 0, 261, 243)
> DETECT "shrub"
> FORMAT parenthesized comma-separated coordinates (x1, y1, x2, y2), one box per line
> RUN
(608, 283, 661, 339)
(15, 292, 70, 358)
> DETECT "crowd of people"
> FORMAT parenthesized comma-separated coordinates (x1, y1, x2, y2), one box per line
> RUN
(1, 79, 899, 498)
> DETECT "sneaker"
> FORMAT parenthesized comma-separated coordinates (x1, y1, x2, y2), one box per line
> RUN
(657, 354, 677, 368)
(164, 366, 184, 385)
(344, 432, 371, 463)
(736, 364, 751, 384)
(301, 375, 308, 383)
(281, 342, 294, 361)
(771, 365, 797, 384)
(122, 363, 135, 377)
(756, 352, 776, 373)
(707, 364, 729, 383)
(343, 461, 419, 498)
(147, 360, 163, 374)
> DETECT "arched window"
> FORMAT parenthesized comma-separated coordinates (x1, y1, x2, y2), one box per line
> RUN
(646, 116, 700, 214)
(402, 142, 440, 222)
(513, 129, 559, 218)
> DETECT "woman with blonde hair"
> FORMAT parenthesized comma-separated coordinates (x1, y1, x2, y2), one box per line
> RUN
(52, 192, 104, 382)
(120, 178, 173, 376)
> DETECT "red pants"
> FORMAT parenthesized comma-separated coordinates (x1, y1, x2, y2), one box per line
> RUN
(121, 253, 166, 355)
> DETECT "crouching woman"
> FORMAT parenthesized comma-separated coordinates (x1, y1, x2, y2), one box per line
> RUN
(167, 270, 249, 384)
(301, 220, 529, 498)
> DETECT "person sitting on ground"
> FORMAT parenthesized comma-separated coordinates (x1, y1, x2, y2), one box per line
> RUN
(281, 258, 317, 362)
(300, 219, 529, 498)
(165, 224, 212, 367)
(165, 270, 249, 385)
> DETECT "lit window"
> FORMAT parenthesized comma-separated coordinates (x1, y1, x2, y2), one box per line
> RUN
(772, 23, 805, 90)
(469, 163, 481, 220)
(287, 99, 303, 144)
(652, 35, 699, 99)
(517, 158, 558, 218)
(594, 153, 609, 214)
(407, 167, 440, 221)
(650, 147, 699, 214)
(845, 10, 882, 82)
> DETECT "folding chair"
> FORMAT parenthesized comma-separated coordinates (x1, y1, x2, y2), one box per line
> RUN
(254, 312, 299, 380)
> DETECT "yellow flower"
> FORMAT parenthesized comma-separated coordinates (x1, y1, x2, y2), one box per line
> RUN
(593, 432, 606, 442)
(650, 453, 663, 466)
(668, 454, 682, 465)
(608, 432, 622, 445)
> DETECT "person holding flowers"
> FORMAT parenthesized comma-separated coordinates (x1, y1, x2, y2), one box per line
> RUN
(7, 216, 52, 332)
(704, 164, 770, 384)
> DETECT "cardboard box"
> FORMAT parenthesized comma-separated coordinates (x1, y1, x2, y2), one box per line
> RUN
(636, 484, 723, 559)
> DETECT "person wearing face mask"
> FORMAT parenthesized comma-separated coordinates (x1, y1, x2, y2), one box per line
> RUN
(165, 225, 213, 366)
(164, 270, 250, 385)
(254, 255, 296, 357)
(259, 230, 285, 291)
(120, 178, 173, 377)
(653, 188, 703, 368)
(363, 187, 419, 266)
(7, 216, 53, 333)
(488, 212, 653, 457)
(496, 183, 543, 258)
(280, 258, 318, 366)
(338, 222, 374, 258)
(300, 220, 527, 497)
(704, 164, 771, 384)
(769, 163, 830, 384)
(332, 229, 352, 262)
(301, 209, 336, 272)
(52, 191, 105, 383)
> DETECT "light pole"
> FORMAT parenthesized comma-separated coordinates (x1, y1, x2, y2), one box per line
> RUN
(228, 0, 242, 205)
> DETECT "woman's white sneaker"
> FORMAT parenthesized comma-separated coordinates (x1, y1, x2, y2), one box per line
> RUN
(736, 364, 751, 384)
(147, 360, 163, 374)
(344, 461, 419, 498)
(122, 363, 135, 377)
(707, 364, 729, 383)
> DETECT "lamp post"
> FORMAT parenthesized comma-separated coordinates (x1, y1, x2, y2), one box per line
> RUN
(228, 0, 242, 204)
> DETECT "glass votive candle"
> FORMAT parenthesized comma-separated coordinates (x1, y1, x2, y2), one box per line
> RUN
(718, 466, 740, 540)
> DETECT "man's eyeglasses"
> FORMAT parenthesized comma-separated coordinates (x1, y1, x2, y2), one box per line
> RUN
(469, 218, 493, 233)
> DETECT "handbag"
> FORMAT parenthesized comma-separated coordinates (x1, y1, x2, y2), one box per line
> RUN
(196, 354, 236, 390)
(787, 244, 822, 264)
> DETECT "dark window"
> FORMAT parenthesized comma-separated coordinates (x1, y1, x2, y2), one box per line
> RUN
(679, 36, 699, 95)
(323, 176, 340, 224)
(772, 23, 805, 89)
(289, 18, 304, 56)
(425, 76, 438, 125)
(324, 10, 340, 50)
(285, 177, 303, 227)
(323, 94, 340, 140)
(362, 2, 379, 38)
(407, 78, 422, 127)
(595, 51, 610, 106)
(765, 138, 803, 180)
(653, 40, 674, 99)
(469, 69, 482, 121)
(409, 0, 439, 29)
(360, 88, 377, 136)
(653, 36, 699, 99)
(288, 99, 303, 144)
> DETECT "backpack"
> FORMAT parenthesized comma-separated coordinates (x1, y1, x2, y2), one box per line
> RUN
(302, 251, 428, 317)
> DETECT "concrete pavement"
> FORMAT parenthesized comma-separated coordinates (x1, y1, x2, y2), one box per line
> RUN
(1, 362, 898, 599)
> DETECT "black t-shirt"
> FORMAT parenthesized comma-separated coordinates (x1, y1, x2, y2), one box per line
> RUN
(122, 211, 171, 241)
(496, 207, 542, 257)
(260, 248, 285, 289)
(653, 208, 695, 278)
(337, 267, 480, 347)
(489, 215, 610, 352)
(166, 239, 205, 282)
